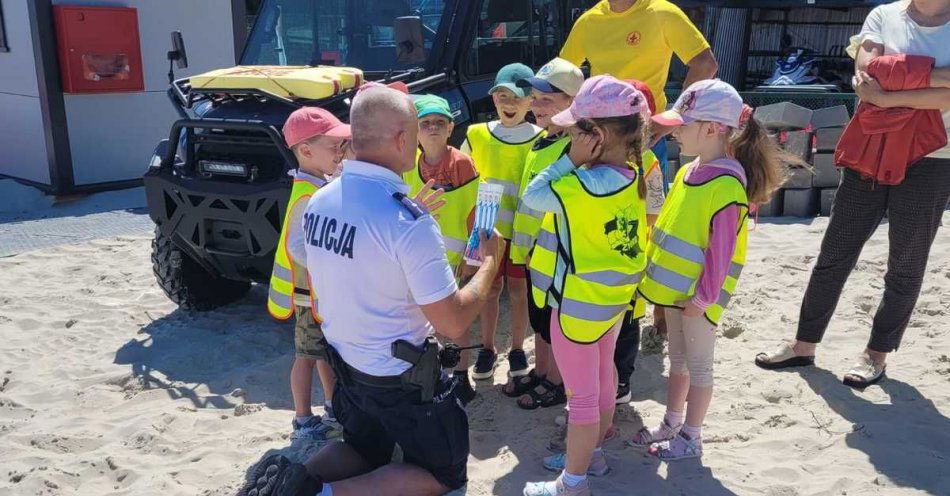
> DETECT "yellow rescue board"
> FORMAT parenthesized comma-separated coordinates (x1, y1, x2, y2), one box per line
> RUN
(189, 65, 365, 100)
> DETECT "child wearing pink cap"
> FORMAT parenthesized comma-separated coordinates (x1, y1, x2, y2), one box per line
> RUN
(270, 106, 350, 441)
(633, 79, 786, 461)
(522, 75, 653, 496)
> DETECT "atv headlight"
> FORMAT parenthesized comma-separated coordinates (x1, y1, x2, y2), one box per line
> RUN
(200, 160, 249, 177)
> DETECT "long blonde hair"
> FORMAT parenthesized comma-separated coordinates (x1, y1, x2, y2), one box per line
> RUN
(728, 117, 797, 204)
(575, 114, 650, 199)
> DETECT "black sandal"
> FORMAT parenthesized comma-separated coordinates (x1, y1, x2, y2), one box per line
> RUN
(517, 379, 566, 410)
(503, 369, 541, 398)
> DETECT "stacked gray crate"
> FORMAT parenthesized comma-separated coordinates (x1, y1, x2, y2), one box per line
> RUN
(755, 102, 816, 217)
(820, 187, 837, 217)
(752, 103, 851, 218)
(811, 105, 850, 216)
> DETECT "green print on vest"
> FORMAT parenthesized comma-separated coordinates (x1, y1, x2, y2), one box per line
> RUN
(604, 207, 641, 260)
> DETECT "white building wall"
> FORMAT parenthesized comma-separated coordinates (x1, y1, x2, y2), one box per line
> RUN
(0, 0, 50, 184)
(54, 0, 236, 186)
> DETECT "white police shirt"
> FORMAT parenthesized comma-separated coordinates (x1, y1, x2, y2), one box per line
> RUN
(288, 160, 458, 376)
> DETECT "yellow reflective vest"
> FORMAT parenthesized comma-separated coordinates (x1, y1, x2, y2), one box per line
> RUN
(466, 123, 543, 239)
(510, 134, 571, 264)
(403, 149, 479, 271)
(637, 162, 749, 325)
(267, 172, 325, 321)
(528, 170, 647, 343)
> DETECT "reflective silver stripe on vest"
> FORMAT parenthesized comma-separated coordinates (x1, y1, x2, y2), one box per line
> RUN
(560, 298, 627, 322)
(529, 268, 553, 293)
(535, 229, 558, 252)
(729, 262, 744, 279)
(497, 208, 515, 223)
(268, 285, 292, 310)
(443, 235, 467, 255)
(272, 263, 293, 282)
(653, 228, 705, 265)
(516, 201, 544, 219)
(512, 232, 536, 248)
(293, 293, 311, 306)
(485, 178, 520, 198)
(577, 270, 643, 287)
(645, 262, 695, 294)
(716, 288, 733, 308)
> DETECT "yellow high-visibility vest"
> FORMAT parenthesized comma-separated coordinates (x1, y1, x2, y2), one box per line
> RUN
(466, 123, 542, 239)
(510, 135, 570, 264)
(529, 171, 647, 343)
(403, 149, 479, 271)
(267, 172, 325, 320)
(637, 162, 749, 325)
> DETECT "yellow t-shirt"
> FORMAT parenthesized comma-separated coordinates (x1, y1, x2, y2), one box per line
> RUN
(560, 0, 710, 111)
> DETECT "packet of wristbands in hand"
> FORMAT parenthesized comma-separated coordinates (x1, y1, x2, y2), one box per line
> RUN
(463, 183, 505, 266)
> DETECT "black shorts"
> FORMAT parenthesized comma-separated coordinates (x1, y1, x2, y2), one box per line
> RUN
(331, 375, 469, 490)
(529, 297, 553, 344)
(526, 271, 553, 344)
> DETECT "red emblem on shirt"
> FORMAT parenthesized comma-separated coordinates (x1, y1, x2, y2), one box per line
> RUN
(626, 31, 641, 46)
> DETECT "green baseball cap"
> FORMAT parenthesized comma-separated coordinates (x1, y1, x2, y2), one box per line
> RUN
(489, 63, 534, 98)
(414, 94, 454, 120)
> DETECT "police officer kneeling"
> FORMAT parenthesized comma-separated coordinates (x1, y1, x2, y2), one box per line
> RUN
(259, 85, 503, 496)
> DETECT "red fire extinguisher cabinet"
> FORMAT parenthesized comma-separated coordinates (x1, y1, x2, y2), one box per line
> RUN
(53, 6, 144, 93)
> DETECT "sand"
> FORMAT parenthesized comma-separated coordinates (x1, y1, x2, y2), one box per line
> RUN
(1, 214, 948, 496)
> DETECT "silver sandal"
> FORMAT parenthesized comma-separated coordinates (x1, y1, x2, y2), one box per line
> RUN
(843, 355, 886, 389)
(755, 341, 815, 370)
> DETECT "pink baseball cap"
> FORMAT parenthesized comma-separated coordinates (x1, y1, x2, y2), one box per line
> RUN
(283, 107, 351, 148)
(551, 75, 650, 127)
(652, 79, 744, 129)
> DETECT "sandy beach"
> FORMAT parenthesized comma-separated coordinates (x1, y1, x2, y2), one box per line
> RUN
(1, 213, 948, 496)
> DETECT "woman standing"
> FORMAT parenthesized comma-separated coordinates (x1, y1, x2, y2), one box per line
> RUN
(755, 0, 950, 388)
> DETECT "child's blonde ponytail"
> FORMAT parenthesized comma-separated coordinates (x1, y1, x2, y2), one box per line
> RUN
(729, 117, 796, 204)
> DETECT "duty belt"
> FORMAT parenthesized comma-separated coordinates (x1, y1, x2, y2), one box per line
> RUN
(343, 362, 403, 388)
(326, 344, 403, 388)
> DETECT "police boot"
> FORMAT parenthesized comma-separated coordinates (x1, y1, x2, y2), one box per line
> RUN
(242, 454, 324, 496)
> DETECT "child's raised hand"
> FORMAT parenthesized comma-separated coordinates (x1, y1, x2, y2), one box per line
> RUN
(568, 129, 603, 167)
(414, 179, 447, 217)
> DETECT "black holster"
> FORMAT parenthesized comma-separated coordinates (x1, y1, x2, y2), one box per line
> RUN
(391, 336, 442, 403)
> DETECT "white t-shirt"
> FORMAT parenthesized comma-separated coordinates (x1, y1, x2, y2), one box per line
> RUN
(459, 121, 543, 155)
(288, 160, 458, 376)
(851, 1, 950, 158)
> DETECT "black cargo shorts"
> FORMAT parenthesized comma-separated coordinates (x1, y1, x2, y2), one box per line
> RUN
(332, 374, 469, 490)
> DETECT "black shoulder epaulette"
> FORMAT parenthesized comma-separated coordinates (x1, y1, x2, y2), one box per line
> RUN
(392, 192, 429, 220)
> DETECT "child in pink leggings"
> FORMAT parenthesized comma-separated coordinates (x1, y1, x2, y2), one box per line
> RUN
(522, 76, 652, 496)
(550, 313, 622, 425)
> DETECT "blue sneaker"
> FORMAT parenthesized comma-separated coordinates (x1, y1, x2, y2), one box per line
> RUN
(542, 451, 610, 476)
(291, 416, 336, 442)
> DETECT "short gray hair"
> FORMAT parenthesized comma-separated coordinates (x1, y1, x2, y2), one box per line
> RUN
(349, 86, 415, 153)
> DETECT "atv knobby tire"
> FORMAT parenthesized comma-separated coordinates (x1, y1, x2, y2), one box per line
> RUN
(151, 226, 251, 311)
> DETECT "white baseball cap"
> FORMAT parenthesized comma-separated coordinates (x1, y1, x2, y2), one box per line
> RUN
(652, 79, 744, 129)
(517, 58, 585, 97)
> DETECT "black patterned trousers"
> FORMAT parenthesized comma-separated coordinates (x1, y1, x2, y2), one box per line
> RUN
(796, 158, 950, 353)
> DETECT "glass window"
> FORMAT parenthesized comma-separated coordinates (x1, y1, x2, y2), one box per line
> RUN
(466, 0, 563, 77)
(242, 0, 446, 72)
